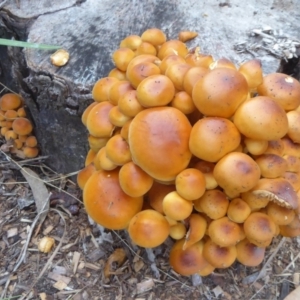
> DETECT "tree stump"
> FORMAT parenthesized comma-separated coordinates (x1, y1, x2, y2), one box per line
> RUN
(0, 0, 299, 174)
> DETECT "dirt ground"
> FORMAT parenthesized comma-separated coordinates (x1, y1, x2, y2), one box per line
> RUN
(1, 148, 300, 300)
(0, 9, 300, 297)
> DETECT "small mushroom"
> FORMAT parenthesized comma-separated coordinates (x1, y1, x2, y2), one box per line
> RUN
(136, 74, 175, 107)
(189, 117, 241, 163)
(86, 101, 114, 138)
(227, 198, 251, 223)
(128, 209, 170, 248)
(213, 152, 261, 198)
(157, 40, 188, 60)
(148, 181, 176, 214)
(175, 168, 206, 201)
(77, 163, 96, 190)
(83, 169, 143, 230)
(112, 47, 135, 72)
(141, 28, 167, 46)
(50, 49, 69, 67)
(178, 31, 198, 42)
(257, 73, 300, 111)
(251, 178, 298, 209)
(202, 238, 237, 269)
(119, 161, 154, 197)
(12, 118, 33, 136)
(255, 154, 288, 179)
(92, 77, 118, 103)
(105, 134, 132, 166)
(236, 238, 265, 267)
(266, 201, 295, 226)
(169, 222, 187, 240)
(192, 68, 248, 118)
(194, 189, 229, 220)
(163, 191, 193, 221)
(0, 93, 22, 111)
(169, 239, 211, 276)
(243, 212, 277, 247)
(238, 59, 263, 91)
(208, 216, 243, 247)
(183, 213, 207, 250)
(233, 96, 288, 140)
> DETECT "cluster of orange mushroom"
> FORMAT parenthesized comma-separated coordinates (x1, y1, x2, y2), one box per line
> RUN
(78, 28, 300, 277)
(0, 93, 39, 158)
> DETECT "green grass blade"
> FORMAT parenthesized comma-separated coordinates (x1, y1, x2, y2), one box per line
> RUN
(0, 38, 61, 50)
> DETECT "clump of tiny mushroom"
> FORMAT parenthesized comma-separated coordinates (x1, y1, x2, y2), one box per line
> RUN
(0, 93, 39, 158)
(78, 28, 300, 277)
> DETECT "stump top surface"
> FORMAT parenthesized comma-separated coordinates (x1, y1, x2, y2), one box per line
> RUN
(4, 0, 297, 85)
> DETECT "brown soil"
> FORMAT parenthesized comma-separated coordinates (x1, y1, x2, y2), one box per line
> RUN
(1, 150, 300, 300)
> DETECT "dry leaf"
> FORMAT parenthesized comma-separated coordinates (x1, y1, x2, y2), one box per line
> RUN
(136, 278, 155, 294)
(20, 167, 50, 223)
(104, 248, 126, 278)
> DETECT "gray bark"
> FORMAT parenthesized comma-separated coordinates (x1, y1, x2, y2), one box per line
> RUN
(0, 0, 299, 174)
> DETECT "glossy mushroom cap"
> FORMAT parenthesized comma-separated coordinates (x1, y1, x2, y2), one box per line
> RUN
(0, 93, 22, 111)
(244, 212, 277, 247)
(208, 216, 243, 247)
(157, 40, 188, 60)
(83, 169, 143, 230)
(169, 239, 211, 276)
(77, 163, 96, 190)
(233, 96, 288, 140)
(119, 161, 154, 197)
(255, 154, 288, 179)
(189, 117, 241, 162)
(12, 118, 33, 136)
(92, 77, 118, 102)
(236, 238, 265, 267)
(163, 191, 193, 221)
(257, 73, 300, 111)
(227, 198, 251, 223)
(175, 168, 206, 201)
(128, 107, 192, 181)
(194, 189, 229, 220)
(192, 68, 248, 118)
(238, 59, 263, 90)
(128, 209, 170, 248)
(136, 74, 175, 107)
(286, 110, 300, 143)
(86, 102, 114, 138)
(202, 238, 237, 269)
(183, 213, 207, 250)
(148, 182, 176, 214)
(141, 28, 167, 46)
(251, 177, 298, 210)
(213, 152, 261, 198)
(266, 202, 295, 226)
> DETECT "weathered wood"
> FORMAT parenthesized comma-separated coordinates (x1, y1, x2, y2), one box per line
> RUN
(0, 0, 299, 174)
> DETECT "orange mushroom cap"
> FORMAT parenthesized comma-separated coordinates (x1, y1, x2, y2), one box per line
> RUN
(189, 117, 241, 162)
(192, 68, 248, 118)
(83, 169, 143, 230)
(12, 118, 33, 136)
(128, 209, 170, 248)
(0, 93, 22, 111)
(169, 239, 211, 276)
(233, 96, 288, 140)
(128, 107, 192, 181)
(236, 238, 265, 267)
(257, 73, 300, 111)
